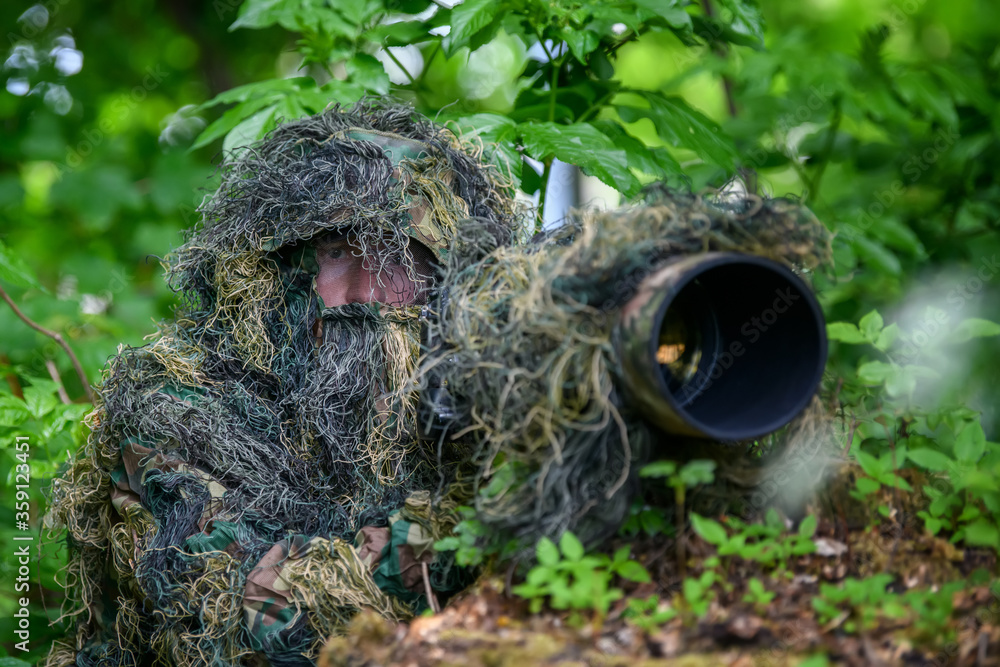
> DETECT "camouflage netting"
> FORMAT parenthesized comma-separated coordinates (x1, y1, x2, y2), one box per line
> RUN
(417, 187, 833, 547)
(44, 99, 523, 667)
(45, 95, 834, 667)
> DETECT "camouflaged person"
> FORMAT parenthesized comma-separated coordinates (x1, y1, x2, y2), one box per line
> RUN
(44, 100, 523, 667)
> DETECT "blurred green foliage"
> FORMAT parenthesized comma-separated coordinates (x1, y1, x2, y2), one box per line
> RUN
(2, 0, 999, 661)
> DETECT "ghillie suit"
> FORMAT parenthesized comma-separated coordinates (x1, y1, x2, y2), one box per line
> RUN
(45, 100, 522, 667)
(418, 187, 834, 548)
(46, 96, 834, 665)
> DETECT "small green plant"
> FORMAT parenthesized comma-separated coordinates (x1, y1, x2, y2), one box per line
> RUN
(623, 594, 678, 631)
(690, 509, 817, 570)
(0, 372, 91, 660)
(620, 500, 670, 538)
(433, 506, 488, 567)
(681, 562, 719, 616)
(828, 309, 1000, 552)
(511, 531, 650, 616)
(812, 576, 963, 637)
(640, 459, 716, 575)
(742, 577, 775, 612)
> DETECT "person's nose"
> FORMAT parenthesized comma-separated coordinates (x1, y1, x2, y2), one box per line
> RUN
(343, 270, 383, 304)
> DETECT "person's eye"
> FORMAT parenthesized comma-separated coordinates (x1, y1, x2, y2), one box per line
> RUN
(327, 247, 344, 260)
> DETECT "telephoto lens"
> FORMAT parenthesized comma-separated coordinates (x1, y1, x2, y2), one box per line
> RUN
(615, 252, 827, 441)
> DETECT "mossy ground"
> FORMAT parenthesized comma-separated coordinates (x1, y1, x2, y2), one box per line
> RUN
(320, 461, 999, 667)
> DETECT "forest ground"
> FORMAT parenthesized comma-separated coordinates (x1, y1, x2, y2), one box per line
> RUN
(319, 461, 999, 667)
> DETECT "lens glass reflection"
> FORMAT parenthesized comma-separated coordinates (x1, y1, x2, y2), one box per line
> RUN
(658, 282, 718, 406)
(658, 310, 702, 385)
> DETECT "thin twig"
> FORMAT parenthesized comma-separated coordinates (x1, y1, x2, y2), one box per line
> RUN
(806, 97, 842, 202)
(421, 562, 441, 613)
(844, 415, 858, 456)
(536, 159, 553, 235)
(700, 0, 738, 118)
(382, 47, 415, 85)
(675, 484, 686, 578)
(0, 285, 93, 402)
(45, 359, 71, 404)
(417, 42, 441, 86)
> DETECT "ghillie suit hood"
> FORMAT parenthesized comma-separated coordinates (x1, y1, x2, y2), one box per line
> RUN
(45, 100, 522, 667)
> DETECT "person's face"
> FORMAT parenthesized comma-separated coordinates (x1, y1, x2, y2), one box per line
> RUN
(314, 231, 434, 308)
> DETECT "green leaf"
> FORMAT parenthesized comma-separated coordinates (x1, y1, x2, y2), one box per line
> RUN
(559, 531, 584, 561)
(0, 395, 31, 427)
(924, 516, 943, 535)
(679, 459, 716, 487)
(223, 105, 279, 156)
(882, 472, 912, 492)
(963, 519, 999, 548)
(617, 93, 738, 169)
(616, 560, 651, 583)
(338, 0, 377, 26)
(592, 120, 682, 178)
(874, 323, 900, 351)
(896, 71, 958, 126)
(764, 508, 784, 532)
(346, 54, 390, 94)
(713, 0, 765, 45)
(640, 460, 677, 478)
(0, 240, 45, 291)
(536, 536, 560, 566)
(869, 216, 926, 257)
(230, 0, 353, 35)
(690, 512, 728, 546)
(908, 448, 954, 472)
(589, 47, 614, 79)
(525, 566, 552, 586)
(851, 235, 902, 275)
(563, 29, 599, 63)
(433, 536, 460, 550)
(884, 367, 917, 398)
(958, 504, 981, 522)
(231, 0, 296, 30)
(854, 476, 881, 495)
(364, 20, 430, 47)
(23, 385, 58, 419)
(857, 360, 897, 385)
(791, 539, 816, 555)
(195, 78, 310, 110)
(955, 421, 986, 464)
(633, 0, 692, 29)
(613, 545, 631, 564)
(518, 122, 640, 195)
(854, 449, 883, 478)
(826, 322, 867, 344)
(798, 514, 817, 538)
(947, 318, 1000, 344)
(192, 95, 279, 150)
(859, 310, 884, 341)
(448, 0, 500, 55)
